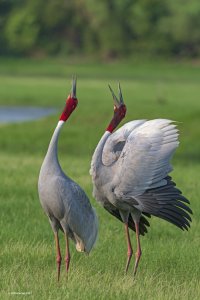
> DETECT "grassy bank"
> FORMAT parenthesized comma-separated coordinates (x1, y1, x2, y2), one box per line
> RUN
(0, 58, 199, 299)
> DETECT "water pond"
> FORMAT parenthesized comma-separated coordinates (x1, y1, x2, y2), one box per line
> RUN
(0, 106, 57, 124)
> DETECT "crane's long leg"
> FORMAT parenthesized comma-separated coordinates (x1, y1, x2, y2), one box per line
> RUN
(124, 223, 133, 274)
(64, 233, 71, 274)
(133, 222, 142, 276)
(54, 232, 62, 281)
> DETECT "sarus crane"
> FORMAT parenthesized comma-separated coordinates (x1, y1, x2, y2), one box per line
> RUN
(90, 83, 192, 276)
(38, 78, 98, 281)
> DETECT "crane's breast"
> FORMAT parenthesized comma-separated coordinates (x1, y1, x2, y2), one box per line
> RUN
(38, 176, 66, 220)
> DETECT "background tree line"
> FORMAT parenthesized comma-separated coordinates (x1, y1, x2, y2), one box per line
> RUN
(1, 0, 200, 58)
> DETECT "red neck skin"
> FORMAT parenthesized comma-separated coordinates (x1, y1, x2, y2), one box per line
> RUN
(106, 117, 121, 133)
(59, 97, 78, 122)
(59, 106, 73, 122)
(106, 106, 126, 133)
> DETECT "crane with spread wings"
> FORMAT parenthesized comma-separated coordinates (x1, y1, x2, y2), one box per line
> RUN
(90, 83, 192, 276)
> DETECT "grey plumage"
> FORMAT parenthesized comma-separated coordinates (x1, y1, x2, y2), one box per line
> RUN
(38, 80, 98, 280)
(90, 84, 192, 275)
(39, 121, 98, 253)
(90, 119, 192, 232)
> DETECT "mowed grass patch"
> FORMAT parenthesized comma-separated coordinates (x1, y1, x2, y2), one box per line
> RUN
(0, 58, 199, 299)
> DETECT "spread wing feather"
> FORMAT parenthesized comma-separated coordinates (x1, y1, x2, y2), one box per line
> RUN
(135, 176, 192, 230)
(113, 119, 179, 199)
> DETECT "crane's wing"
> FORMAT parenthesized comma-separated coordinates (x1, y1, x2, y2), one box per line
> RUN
(103, 201, 151, 236)
(57, 176, 98, 252)
(102, 120, 146, 166)
(135, 176, 192, 230)
(113, 119, 179, 199)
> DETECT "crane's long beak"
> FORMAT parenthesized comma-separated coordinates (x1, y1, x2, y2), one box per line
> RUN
(118, 82, 124, 105)
(108, 84, 120, 108)
(71, 76, 77, 99)
(108, 83, 124, 108)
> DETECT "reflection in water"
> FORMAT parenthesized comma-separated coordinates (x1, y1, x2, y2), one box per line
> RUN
(0, 106, 57, 124)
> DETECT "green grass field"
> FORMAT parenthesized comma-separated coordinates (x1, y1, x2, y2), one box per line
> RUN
(0, 58, 199, 299)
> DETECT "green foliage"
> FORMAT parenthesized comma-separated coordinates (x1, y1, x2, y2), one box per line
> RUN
(5, 7, 39, 54)
(159, 0, 200, 56)
(83, 0, 134, 57)
(38, 0, 89, 54)
(1, 0, 200, 57)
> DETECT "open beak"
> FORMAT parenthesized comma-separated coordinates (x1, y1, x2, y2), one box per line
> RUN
(118, 82, 124, 105)
(71, 75, 77, 99)
(108, 82, 124, 108)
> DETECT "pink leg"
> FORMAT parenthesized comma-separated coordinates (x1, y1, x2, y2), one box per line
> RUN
(65, 233, 71, 273)
(55, 232, 62, 282)
(133, 222, 142, 276)
(124, 223, 133, 274)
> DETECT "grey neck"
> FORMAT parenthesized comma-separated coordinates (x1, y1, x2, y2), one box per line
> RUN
(43, 120, 65, 172)
(92, 131, 111, 169)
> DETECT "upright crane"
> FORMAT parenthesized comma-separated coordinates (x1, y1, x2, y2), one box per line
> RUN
(38, 78, 98, 281)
